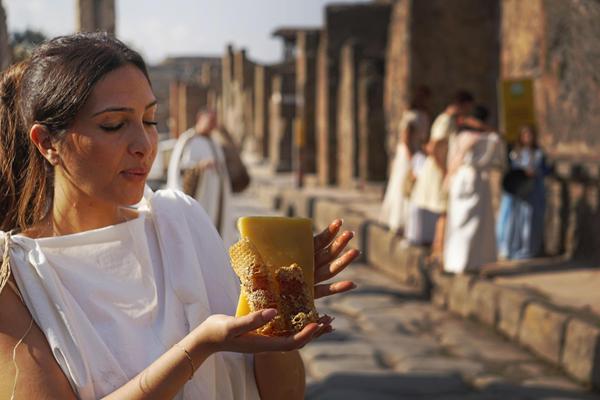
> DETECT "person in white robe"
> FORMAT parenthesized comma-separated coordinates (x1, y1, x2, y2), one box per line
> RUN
(167, 111, 236, 246)
(379, 86, 431, 233)
(407, 91, 475, 247)
(444, 107, 506, 273)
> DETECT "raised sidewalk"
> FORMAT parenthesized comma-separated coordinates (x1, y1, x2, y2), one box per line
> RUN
(245, 161, 600, 391)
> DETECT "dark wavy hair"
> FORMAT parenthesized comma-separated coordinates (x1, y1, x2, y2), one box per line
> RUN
(0, 32, 150, 231)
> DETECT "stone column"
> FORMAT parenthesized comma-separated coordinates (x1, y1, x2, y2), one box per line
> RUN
(77, 0, 116, 34)
(358, 60, 387, 183)
(0, 2, 10, 69)
(336, 41, 361, 188)
(269, 67, 296, 173)
(383, 0, 411, 153)
(169, 82, 181, 138)
(254, 64, 272, 159)
(295, 31, 320, 174)
(315, 31, 335, 185)
(170, 82, 208, 137)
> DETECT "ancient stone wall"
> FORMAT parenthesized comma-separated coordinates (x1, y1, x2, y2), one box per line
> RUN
(410, 0, 500, 120)
(502, 0, 600, 160)
(316, 3, 391, 186)
(77, 0, 116, 34)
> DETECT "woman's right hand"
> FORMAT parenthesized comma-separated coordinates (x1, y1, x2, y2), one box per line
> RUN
(193, 309, 329, 356)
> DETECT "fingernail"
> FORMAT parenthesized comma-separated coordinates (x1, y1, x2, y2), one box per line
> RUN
(261, 309, 277, 320)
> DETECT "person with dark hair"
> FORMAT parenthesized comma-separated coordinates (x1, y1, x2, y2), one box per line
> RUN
(407, 90, 475, 249)
(496, 125, 548, 259)
(0, 33, 357, 399)
(443, 105, 505, 273)
(379, 85, 431, 233)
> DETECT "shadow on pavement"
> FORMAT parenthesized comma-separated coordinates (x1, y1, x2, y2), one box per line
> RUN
(306, 372, 600, 400)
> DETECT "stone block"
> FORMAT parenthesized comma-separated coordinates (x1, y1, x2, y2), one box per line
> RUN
(561, 318, 600, 388)
(430, 270, 453, 309)
(365, 223, 393, 270)
(313, 199, 347, 232)
(447, 275, 475, 318)
(466, 281, 499, 327)
(497, 287, 533, 340)
(365, 224, 426, 285)
(518, 302, 569, 364)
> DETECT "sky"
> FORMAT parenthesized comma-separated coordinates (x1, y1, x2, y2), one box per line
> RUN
(4, 0, 366, 65)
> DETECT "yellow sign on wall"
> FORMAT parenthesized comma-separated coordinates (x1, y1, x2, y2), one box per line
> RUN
(499, 79, 536, 143)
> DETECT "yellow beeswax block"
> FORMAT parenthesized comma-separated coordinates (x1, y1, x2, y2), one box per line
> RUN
(235, 291, 250, 317)
(234, 216, 314, 317)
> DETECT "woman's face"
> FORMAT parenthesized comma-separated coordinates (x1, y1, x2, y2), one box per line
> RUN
(520, 127, 534, 147)
(56, 64, 158, 207)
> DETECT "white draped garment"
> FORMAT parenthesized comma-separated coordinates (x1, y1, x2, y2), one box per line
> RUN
(1, 189, 259, 400)
(379, 110, 430, 232)
(444, 132, 505, 273)
(166, 129, 236, 247)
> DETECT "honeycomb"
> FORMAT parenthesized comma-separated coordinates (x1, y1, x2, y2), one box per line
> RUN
(229, 239, 318, 336)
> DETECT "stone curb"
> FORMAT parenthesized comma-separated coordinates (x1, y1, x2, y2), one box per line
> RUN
(248, 180, 600, 390)
(431, 270, 600, 390)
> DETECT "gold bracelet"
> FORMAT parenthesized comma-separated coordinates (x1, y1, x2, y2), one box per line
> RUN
(174, 343, 196, 380)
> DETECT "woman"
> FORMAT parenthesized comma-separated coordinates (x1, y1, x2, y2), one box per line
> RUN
(496, 125, 548, 259)
(379, 86, 431, 234)
(443, 106, 505, 273)
(0, 33, 358, 399)
(407, 90, 474, 246)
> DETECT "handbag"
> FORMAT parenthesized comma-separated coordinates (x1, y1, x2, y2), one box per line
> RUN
(181, 165, 204, 197)
(502, 168, 534, 200)
(218, 137, 251, 193)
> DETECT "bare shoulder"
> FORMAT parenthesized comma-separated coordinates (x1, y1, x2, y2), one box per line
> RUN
(0, 280, 76, 399)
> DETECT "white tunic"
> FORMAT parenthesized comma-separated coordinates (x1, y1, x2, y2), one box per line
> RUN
(411, 112, 457, 214)
(444, 132, 505, 273)
(2, 189, 259, 400)
(166, 130, 236, 247)
(379, 110, 430, 232)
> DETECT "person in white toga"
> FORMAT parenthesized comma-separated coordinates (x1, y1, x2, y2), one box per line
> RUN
(167, 110, 236, 246)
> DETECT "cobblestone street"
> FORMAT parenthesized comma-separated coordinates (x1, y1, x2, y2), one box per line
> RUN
(304, 263, 600, 400)
(231, 194, 600, 400)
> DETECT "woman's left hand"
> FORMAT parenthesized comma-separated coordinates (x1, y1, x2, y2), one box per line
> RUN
(313, 219, 359, 299)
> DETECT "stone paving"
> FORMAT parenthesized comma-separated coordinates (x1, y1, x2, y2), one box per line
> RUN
(303, 263, 600, 400)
